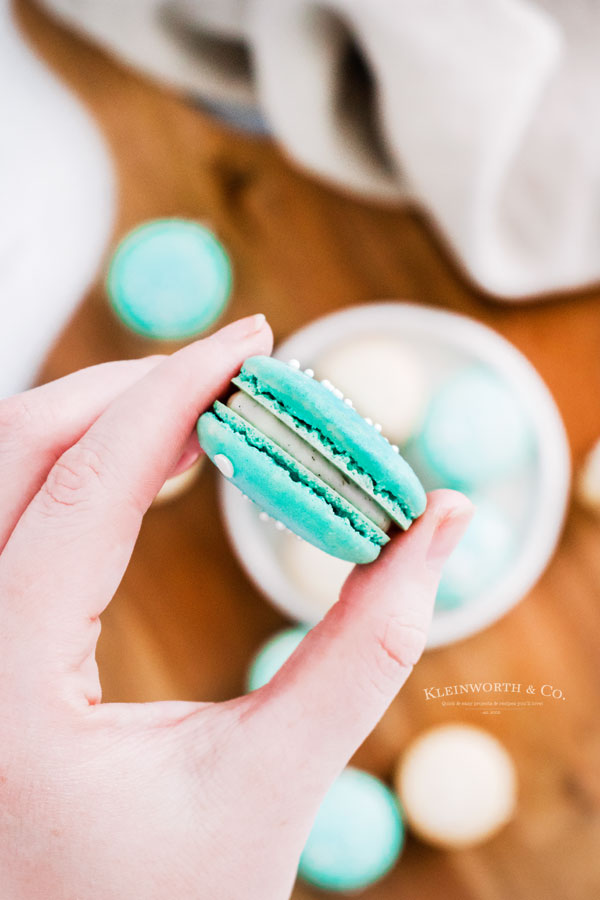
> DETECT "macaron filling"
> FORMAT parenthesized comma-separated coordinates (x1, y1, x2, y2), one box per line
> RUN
(228, 391, 391, 531)
(231, 367, 421, 529)
(206, 401, 389, 551)
(197, 356, 427, 563)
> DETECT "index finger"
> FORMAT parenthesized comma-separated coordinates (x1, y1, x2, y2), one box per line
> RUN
(0, 356, 164, 551)
(0, 315, 272, 679)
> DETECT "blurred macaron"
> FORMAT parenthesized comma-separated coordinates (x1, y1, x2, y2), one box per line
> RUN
(315, 336, 427, 445)
(281, 534, 354, 616)
(416, 366, 533, 490)
(152, 458, 204, 506)
(107, 218, 232, 340)
(299, 767, 404, 892)
(435, 501, 515, 612)
(246, 625, 309, 692)
(577, 438, 600, 514)
(395, 724, 517, 849)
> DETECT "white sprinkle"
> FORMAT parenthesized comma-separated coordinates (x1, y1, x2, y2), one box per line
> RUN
(214, 454, 234, 478)
(333, 388, 344, 399)
(259, 511, 270, 522)
(374, 423, 382, 432)
(275, 520, 286, 531)
(391, 444, 400, 453)
(344, 398, 353, 407)
(303, 368, 314, 378)
(321, 379, 333, 390)
(288, 358, 301, 369)
(383, 436, 390, 443)
(365, 417, 373, 426)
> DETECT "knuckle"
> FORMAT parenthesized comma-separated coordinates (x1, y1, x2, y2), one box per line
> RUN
(41, 442, 107, 512)
(368, 609, 430, 691)
(0, 394, 37, 440)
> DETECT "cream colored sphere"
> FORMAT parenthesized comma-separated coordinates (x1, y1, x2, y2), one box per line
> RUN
(152, 458, 204, 506)
(396, 724, 517, 848)
(281, 534, 354, 617)
(316, 337, 426, 445)
(577, 438, 600, 513)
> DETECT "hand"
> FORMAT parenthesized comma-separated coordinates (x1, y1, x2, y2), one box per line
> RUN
(0, 315, 472, 900)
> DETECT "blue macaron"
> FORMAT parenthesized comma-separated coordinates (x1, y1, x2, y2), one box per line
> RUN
(299, 767, 404, 892)
(417, 366, 533, 490)
(107, 219, 232, 340)
(197, 356, 426, 564)
(246, 626, 309, 692)
(435, 501, 515, 612)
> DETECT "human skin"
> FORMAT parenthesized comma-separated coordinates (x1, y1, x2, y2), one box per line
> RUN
(0, 314, 472, 899)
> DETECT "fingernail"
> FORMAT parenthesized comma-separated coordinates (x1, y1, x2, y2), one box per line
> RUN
(214, 314, 266, 345)
(426, 498, 474, 571)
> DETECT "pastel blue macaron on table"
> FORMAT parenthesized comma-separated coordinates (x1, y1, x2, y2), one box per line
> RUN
(106, 218, 232, 340)
(246, 626, 309, 692)
(417, 365, 533, 490)
(299, 767, 404, 892)
(435, 501, 515, 612)
(245, 632, 404, 890)
(197, 355, 427, 564)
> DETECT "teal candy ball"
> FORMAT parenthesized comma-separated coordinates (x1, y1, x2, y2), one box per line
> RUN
(436, 501, 515, 612)
(107, 219, 232, 340)
(418, 366, 533, 490)
(246, 626, 309, 692)
(298, 768, 404, 892)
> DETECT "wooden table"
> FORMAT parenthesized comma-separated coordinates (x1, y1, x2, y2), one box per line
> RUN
(17, 3, 600, 897)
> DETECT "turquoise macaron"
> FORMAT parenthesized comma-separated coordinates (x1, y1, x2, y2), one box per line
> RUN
(417, 366, 533, 490)
(107, 219, 232, 340)
(435, 500, 515, 612)
(299, 767, 404, 892)
(197, 355, 426, 564)
(246, 626, 309, 692)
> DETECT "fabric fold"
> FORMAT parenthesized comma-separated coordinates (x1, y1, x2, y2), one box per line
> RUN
(35, 0, 600, 299)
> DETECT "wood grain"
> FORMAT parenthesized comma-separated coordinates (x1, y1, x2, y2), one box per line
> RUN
(15, 2, 600, 897)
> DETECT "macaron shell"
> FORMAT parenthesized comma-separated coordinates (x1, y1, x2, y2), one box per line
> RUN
(107, 219, 232, 340)
(417, 366, 533, 489)
(396, 724, 517, 848)
(152, 458, 204, 506)
(246, 626, 310, 692)
(299, 767, 404, 892)
(233, 356, 427, 528)
(435, 501, 515, 612)
(282, 534, 354, 615)
(198, 406, 387, 564)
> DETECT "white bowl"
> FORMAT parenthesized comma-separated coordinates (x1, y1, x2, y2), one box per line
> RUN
(220, 303, 571, 648)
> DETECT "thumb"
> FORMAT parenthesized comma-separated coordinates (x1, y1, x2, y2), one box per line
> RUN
(246, 490, 474, 793)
